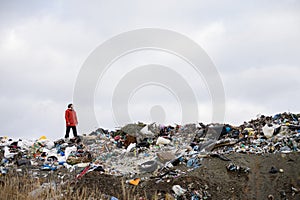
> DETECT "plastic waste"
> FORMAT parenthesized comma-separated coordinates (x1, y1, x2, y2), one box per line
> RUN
(279, 169, 284, 173)
(1, 158, 9, 165)
(0, 167, 8, 175)
(126, 143, 136, 153)
(262, 124, 274, 138)
(76, 165, 90, 179)
(140, 126, 155, 138)
(128, 178, 140, 186)
(227, 163, 250, 173)
(64, 146, 77, 159)
(269, 166, 279, 174)
(41, 164, 57, 171)
(3, 146, 16, 159)
(280, 146, 291, 153)
(172, 185, 186, 196)
(139, 160, 158, 173)
(156, 137, 171, 145)
(39, 135, 47, 140)
(186, 158, 200, 168)
(114, 135, 121, 141)
(17, 159, 31, 166)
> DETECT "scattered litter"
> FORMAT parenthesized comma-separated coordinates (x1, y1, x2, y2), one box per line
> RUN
(269, 166, 279, 174)
(172, 185, 186, 196)
(0, 112, 299, 199)
(227, 163, 250, 173)
(127, 178, 140, 186)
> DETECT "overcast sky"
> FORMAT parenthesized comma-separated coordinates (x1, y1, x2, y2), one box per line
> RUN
(0, 0, 299, 140)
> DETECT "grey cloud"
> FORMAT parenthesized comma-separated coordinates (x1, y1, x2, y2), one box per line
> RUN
(0, 0, 299, 140)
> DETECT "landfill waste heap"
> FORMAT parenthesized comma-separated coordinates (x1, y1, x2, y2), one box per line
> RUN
(1, 112, 300, 199)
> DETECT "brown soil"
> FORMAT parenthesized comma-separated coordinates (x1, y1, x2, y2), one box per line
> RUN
(77, 152, 300, 200)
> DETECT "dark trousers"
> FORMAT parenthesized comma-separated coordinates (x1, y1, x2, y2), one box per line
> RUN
(65, 126, 78, 138)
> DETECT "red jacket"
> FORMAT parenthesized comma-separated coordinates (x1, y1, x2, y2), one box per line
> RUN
(65, 109, 78, 126)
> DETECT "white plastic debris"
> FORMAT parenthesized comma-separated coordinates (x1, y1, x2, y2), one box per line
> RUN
(262, 124, 274, 138)
(172, 185, 187, 196)
(140, 126, 155, 137)
(76, 162, 90, 168)
(65, 146, 77, 159)
(45, 140, 55, 149)
(126, 143, 136, 153)
(63, 163, 76, 172)
(4, 146, 16, 159)
(156, 137, 171, 145)
(18, 139, 34, 149)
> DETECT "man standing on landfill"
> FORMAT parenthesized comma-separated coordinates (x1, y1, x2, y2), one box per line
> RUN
(65, 103, 78, 139)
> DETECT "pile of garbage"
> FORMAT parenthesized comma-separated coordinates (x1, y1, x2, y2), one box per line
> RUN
(1, 112, 300, 199)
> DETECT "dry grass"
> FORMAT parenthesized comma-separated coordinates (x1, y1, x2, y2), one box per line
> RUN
(0, 173, 160, 200)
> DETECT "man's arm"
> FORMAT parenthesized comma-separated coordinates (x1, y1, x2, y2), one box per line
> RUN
(75, 111, 78, 125)
(65, 110, 70, 126)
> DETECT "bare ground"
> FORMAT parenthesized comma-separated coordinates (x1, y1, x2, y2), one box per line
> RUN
(76, 152, 300, 200)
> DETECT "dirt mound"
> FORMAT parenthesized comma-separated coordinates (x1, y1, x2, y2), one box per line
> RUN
(77, 153, 300, 199)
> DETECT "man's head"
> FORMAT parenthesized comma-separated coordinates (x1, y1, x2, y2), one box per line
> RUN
(68, 103, 73, 109)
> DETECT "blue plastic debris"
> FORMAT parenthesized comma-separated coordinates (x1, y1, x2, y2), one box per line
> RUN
(187, 158, 200, 168)
(41, 164, 57, 171)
